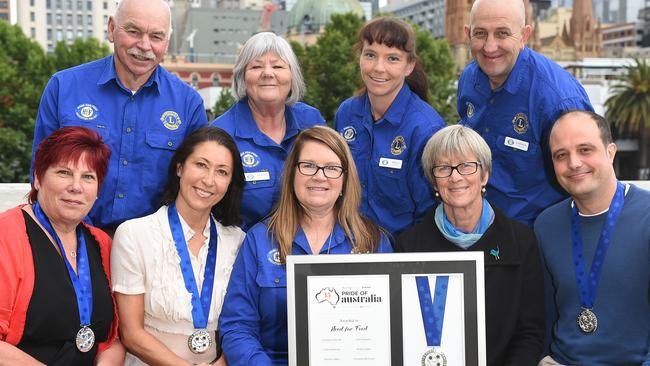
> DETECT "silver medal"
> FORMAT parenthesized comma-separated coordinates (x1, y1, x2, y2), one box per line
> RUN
(188, 329, 212, 354)
(75, 326, 95, 352)
(421, 348, 447, 366)
(577, 308, 598, 334)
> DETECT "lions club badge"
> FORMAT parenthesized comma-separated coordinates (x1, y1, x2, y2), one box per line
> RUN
(342, 126, 356, 142)
(512, 112, 529, 134)
(466, 102, 475, 119)
(391, 136, 407, 156)
(267, 248, 282, 265)
(161, 111, 182, 131)
(241, 151, 260, 168)
(75, 104, 98, 121)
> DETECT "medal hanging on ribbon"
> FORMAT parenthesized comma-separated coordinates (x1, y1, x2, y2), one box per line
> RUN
(571, 181, 625, 334)
(32, 203, 95, 352)
(168, 203, 218, 354)
(415, 275, 449, 366)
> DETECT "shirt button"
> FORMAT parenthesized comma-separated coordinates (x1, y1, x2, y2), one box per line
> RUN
(485, 127, 490, 133)
(274, 278, 280, 284)
(130, 96, 134, 101)
(118, 193, 125, 198)
(122, 160, 128, 166)
(489, 99, 495, 104)
(126, 127, 132, 133)
(167, 141, 174, 147)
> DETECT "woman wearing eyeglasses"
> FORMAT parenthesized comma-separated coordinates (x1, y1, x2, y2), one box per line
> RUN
(394, 125, 545, 366)
(219, 126, 392, 366)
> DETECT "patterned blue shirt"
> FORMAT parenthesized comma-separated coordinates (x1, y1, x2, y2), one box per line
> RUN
(32, 55, 208, 227)
(458, 47, 593, 226)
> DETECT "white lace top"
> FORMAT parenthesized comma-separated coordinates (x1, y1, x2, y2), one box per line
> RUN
(110, 205, 245, 335)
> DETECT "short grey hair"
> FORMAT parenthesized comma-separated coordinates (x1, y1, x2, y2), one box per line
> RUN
(469, 0, 526, 29)
(422, 125, 492, 185)
(113, 0, 173, 38)
(231, 32, 305, 105)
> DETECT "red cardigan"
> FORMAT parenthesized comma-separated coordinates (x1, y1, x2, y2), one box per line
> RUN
(0, 205, 118, 355)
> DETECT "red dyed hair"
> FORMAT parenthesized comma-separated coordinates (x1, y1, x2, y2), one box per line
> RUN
(29, 126, 111, 203)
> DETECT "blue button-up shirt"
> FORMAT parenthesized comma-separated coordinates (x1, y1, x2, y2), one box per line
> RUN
(334, 84, 445, 236)
(32, 55, 208, 227)
(219, 221, 393, 366)
(212, 99, 324, 231)
(457, 47, 593, 226)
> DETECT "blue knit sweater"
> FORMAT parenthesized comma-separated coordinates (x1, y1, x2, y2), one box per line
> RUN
(534, 184, 650, 365)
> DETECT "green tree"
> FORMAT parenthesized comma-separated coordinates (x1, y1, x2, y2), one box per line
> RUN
(212, 88, 237, 118)
(415, 28, 457, 123)
(294, 12, 364, 124)
(0, 21, 51, 182)
(51, 37, 110, 71)
(605, 58, 650, 179)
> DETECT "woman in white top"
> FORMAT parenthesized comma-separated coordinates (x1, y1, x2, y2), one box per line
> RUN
(111, 127, 246, 366)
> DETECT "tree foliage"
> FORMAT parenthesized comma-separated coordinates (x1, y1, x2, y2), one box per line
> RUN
(605, 58, 650, 179)
(212, 88, 237, 118)
(292, 13, 457, 125)
(0, 21, 111, 182)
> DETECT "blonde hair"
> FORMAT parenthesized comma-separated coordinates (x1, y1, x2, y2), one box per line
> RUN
(267, 126, 382, 263)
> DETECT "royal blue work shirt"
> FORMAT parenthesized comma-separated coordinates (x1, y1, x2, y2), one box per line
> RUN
(212, 99, 324, 231)
(32, 55, 208, 228)
(219, 221, 393, 366)
(334, 84, 445, 236)
(457, 47, 593, 226)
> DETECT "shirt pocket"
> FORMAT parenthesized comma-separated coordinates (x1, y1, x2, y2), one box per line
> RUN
(493, 135, 540, 188)
(145, 129, 183, 151)
(371, 165, 411, 215)
(61, 119, 111, 144)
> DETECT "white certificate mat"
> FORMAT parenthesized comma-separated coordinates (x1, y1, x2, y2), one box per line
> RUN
(307, 275, 391, 366)
(402, 273, 465, 365)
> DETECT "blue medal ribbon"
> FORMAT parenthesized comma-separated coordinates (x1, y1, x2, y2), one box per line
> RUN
(571, 181, 625, 310)
(32, 202, 93, 328)
(168, 202, 218, 330)
(415, 275, 449, 347)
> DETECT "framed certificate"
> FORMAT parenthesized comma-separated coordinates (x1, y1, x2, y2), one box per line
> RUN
(287, 252, 486, 366)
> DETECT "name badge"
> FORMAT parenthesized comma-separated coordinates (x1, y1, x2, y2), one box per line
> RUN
(379, 157, 403, 169)
(504, 136, 529, 152)
(245, 171, 270, 182)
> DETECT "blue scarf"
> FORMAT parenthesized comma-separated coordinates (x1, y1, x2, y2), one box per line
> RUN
(434, 198, 495, 250)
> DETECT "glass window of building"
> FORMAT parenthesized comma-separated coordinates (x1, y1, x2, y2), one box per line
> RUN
(77, 30, 83, 38)
(191, 73, 199, 88)
(31, 28, 36, 38)
(30, 0, 35, 6)
(87, 1, 92, 10)
(47, 13, 52, 24)
(67, 0, 72, 9)
(47, 29, 53, 40)
(212, 73, 221, 86)
(56, 30, 63, 41)
(103, 15, 108, 25)
(0, 1, 7, 9)
(30, 12, 35, 21)
(56, 13, 62, 25)
(77, 14, 82, 24)
(66, 29, 73, 41)
(87, 14, 92, 25)
(47, 0, 51, 8)
(103, 1, 108, 9)
(77, 0, 82, 9)
(0, 13, 7, 20)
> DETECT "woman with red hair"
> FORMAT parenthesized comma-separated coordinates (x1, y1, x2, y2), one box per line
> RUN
(0, 126, 125, 365)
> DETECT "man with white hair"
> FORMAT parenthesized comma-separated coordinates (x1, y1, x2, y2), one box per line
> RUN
(457, 0, 593, 226)
(32, 0, 207, 233)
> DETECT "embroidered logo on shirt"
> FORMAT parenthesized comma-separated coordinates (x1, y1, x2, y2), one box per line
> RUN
(161, 111, 182, 131)
(489, 246, 500, 260)
(342, 126, 356, 142)
(75, 104, 98, 121)
(466, 102, 475, 119)
(267, 248, 282, 265)
(241, 151, 260, 168)
(390, 136, 407, 155)
(512, 112, 529, 134)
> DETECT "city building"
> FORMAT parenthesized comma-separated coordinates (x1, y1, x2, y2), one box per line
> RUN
(382, 0, 446, 39)
(0, 0, 10, 22)
(13, 0, 116, 53)
(593, 0, 644, 24)
(287, 0, 365, 45)
(601, 22, 637, 57)
(570, 0, 602, 58)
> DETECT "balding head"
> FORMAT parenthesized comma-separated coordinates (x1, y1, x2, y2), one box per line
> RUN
(469, 0, 525, 30)
(114, 0, 172, 37)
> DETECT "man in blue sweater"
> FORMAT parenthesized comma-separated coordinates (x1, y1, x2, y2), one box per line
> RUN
(534, 110, 650, 365)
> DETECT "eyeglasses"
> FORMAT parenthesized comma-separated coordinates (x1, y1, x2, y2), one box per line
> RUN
(432, 161, 481, 178)
(296, 162, 345, 179)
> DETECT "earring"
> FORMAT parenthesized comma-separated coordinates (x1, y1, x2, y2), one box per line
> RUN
(481, 186, 486, 197)
(434, 191, 440, 198)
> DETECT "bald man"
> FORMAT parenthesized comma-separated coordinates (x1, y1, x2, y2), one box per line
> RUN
(457, 0, 593, 226)
(32, 0, 208, 232)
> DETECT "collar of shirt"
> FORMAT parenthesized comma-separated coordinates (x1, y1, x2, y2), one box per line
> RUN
(233, 97, 301, 147)
(292, 222, 348, 255)
(97, 54, 161, 95)
(357, 83, 412, 127)
(473, 46, 531, 97)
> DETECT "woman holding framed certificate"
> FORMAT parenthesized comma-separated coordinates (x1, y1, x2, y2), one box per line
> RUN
(395, 125, 545, 366)
(219, 126, 392, 366)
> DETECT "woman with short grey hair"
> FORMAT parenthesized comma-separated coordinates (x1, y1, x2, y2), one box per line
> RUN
(212, 32, 325, 231)
(396, 124, 545, 366)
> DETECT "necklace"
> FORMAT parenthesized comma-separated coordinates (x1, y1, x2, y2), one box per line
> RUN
(70, 250, 77, 258)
